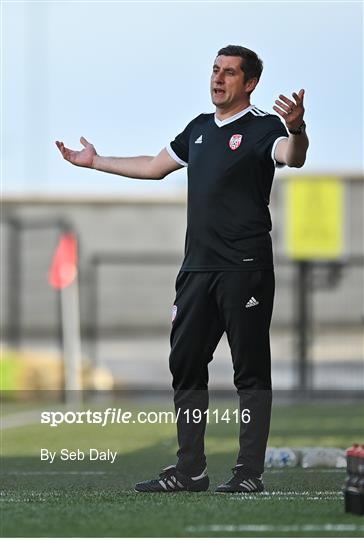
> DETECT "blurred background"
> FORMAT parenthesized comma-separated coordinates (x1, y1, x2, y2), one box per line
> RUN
(1, 0, 363, 399)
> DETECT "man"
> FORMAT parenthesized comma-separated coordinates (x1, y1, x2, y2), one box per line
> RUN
(56, 45, 308, 493)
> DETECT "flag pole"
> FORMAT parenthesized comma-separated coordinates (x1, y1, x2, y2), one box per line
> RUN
(60, 274, 82, 405)
(49, 232, 82, 405)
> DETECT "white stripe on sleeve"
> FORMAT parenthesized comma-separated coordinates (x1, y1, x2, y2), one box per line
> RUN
(271, 136, 288, 168)
(166, 143, 188, 167)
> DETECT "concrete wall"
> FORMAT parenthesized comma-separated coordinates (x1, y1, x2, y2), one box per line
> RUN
(1, 177, 363, 338)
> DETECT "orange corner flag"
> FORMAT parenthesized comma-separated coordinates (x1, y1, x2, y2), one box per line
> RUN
(48, 233, 78, 289)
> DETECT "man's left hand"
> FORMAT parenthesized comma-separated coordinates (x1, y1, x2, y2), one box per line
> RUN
(273, 89, 305, 131)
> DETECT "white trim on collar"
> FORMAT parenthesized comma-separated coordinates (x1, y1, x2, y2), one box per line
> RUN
(214, 104, 255, 127)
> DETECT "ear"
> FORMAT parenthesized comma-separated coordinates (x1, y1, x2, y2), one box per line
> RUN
(245, 77, 259, 94)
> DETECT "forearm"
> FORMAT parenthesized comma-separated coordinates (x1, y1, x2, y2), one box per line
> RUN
(284, 132, 309, 168)
(92, 155, 161, 180)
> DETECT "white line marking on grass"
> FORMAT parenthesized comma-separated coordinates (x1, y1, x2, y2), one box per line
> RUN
(305, 496, 341, 500)
(229, 490, 341, 496)
(1, 498, 47, 502)
(268, 468, 345, 473)
(267, 491, 341, 495)
(186, 524, 364, 533)
(1, 471, 107, 475)
(229, 496, 341, 501)
(228, 491, 342, 501)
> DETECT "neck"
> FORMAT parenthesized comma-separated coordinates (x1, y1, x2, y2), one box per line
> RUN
(215, 101, 251, 121)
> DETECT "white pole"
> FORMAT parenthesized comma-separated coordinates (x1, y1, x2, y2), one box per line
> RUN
(60, 275, 82, 405)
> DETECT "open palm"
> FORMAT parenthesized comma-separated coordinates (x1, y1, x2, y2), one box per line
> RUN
(273, 89, 305, 131)
(55, 136, 97, 168)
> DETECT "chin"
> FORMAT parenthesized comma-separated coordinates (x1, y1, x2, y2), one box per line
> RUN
(211, 96, 227, 107)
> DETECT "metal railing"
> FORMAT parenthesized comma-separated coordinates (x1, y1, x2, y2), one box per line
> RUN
(1, 217, 363, 394)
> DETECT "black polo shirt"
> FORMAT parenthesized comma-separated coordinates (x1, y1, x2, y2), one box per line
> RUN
(166, 105, 288, 271)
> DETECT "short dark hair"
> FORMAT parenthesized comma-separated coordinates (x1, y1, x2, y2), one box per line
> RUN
(217, 45, 263, 82)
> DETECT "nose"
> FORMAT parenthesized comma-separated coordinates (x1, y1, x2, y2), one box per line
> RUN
(213, 71, 224, 84)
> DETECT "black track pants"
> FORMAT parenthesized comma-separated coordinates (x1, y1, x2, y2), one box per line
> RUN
(169, 269, 275, 477)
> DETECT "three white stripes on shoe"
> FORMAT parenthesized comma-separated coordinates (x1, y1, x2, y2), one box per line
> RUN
(239, 478, 261, 491)
(158, 466, 207, 491)
(159, 476, 184, 490)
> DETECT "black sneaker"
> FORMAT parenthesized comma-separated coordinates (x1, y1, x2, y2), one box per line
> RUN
(135, 465, 209, 492)
(215, 466, 264, 493)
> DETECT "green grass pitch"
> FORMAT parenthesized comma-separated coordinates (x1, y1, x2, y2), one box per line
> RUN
(1, 400, 364, 537)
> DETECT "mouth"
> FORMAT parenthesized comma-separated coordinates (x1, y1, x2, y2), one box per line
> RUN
(213, 88, 225, 96)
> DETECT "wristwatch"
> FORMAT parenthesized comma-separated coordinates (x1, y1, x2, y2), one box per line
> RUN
(288, 121, 306, 135)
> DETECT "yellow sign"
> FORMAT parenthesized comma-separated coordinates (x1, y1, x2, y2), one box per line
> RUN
(285, 176, 344, 259)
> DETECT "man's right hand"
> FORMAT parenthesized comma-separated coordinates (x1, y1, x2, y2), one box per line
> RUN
(55, 136, 97, 168)
(55, 140, 183, 179)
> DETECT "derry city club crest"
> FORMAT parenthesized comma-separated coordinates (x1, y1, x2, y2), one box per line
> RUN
(229, 134, 243, 150)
